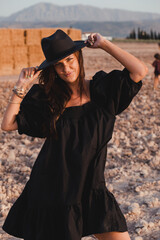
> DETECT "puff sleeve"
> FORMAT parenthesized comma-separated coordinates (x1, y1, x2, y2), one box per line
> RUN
(16, 84, 51, 138)
(90, 68, 142, 115)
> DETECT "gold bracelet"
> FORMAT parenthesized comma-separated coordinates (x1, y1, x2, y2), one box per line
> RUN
(12, 86, 26, 99)
(12, 89, 24, 98)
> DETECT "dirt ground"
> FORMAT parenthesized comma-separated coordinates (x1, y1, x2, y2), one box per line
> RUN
(0, 42, 160, 240)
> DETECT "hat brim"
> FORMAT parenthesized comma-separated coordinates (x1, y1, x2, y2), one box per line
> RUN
(38, 41, 87, 71)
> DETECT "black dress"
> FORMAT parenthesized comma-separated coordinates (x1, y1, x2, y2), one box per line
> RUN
(3, 68, 142, 240)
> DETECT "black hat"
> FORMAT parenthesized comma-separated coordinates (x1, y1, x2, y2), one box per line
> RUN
(38, 29, 87, 70)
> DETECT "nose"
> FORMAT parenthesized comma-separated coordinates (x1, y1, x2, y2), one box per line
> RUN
(63, 63, 70, 73)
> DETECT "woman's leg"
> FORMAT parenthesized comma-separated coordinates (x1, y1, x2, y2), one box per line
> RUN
(154, 76, 159, 90)
(93, 231, 131, 240)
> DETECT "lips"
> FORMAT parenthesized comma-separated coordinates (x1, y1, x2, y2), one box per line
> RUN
(65, 72, 73, 77)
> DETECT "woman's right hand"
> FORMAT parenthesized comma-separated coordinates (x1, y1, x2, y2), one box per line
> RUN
(16, 67, 40, 89)
(1, 67, 40, 132)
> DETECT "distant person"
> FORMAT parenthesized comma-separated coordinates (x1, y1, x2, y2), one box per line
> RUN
(1, 29, 148, 240)
(158, 42, 160, 49)
(152, 53, 160, 90)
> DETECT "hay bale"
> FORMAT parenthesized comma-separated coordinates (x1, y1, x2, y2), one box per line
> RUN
(13, 46, 28, 74)
(10, 29, 25, 46)
(67, 28, 82, 41)
(25, 29, 41, 46)
(0, 46, 13, 75)
(0, 29, 11, 46)
(28, 45, 44, 67)
(41, 28, 58, 39)
(40, 28, 70, 39)
(40, 27, 81, 41)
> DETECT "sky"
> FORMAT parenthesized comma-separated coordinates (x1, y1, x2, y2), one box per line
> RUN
(1, 0, 160, 17)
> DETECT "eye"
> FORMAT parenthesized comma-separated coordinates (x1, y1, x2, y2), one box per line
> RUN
(54, 62, 62, 67)
(67, 57, 73, 62)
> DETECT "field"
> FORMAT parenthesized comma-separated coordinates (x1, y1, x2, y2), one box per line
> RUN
(0, 42, 160, 240)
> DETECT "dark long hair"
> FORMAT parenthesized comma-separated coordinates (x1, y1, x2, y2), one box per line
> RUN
(39, 50, 85, 137)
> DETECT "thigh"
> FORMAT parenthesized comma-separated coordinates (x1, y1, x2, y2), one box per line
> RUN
(94, 231, 131, 240)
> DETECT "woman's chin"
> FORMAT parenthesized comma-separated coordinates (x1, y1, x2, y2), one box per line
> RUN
(63, 77, 79, 85)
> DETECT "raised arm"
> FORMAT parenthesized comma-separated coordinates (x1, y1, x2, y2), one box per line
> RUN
(86, 33, 148, 83)
(1, 67, 40, 131)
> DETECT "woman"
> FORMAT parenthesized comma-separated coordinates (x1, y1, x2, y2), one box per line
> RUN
(2, 29, 148, 240)
(152, 53, 160, 90)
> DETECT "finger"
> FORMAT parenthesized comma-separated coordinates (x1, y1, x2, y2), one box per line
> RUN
(31, 66, 40, 76)
(88, 36, 94, 43)
(34, 66, 40, 74)
(25, 72, 30, 79)
(88, 40, 94, 45)
(86, 41, 92, 47)
(30, 67, 36, 78)
(29, 67, 40, 80)
(86, 39, 94, 47)
(28, 68, 32, 77)
(88, 33, 96, 42)
(25, 67, 36, 79)
(26, 68, 32, 78)
(33, 70, 40, 79)
(23, 69, 29, 79)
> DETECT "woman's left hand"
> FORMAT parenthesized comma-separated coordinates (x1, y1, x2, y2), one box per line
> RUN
(85, 33, 106, 48)
(85, 33, 148, 83)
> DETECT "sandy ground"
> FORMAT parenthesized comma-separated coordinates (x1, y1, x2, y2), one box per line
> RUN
(0, 42, 160, 240)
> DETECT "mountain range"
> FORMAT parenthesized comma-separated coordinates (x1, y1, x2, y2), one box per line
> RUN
(0, 3, 160, 38)
(1, 3, 160, 22)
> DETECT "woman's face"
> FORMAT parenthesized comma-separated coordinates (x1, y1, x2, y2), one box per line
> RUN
(54, 53, 80, 83)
